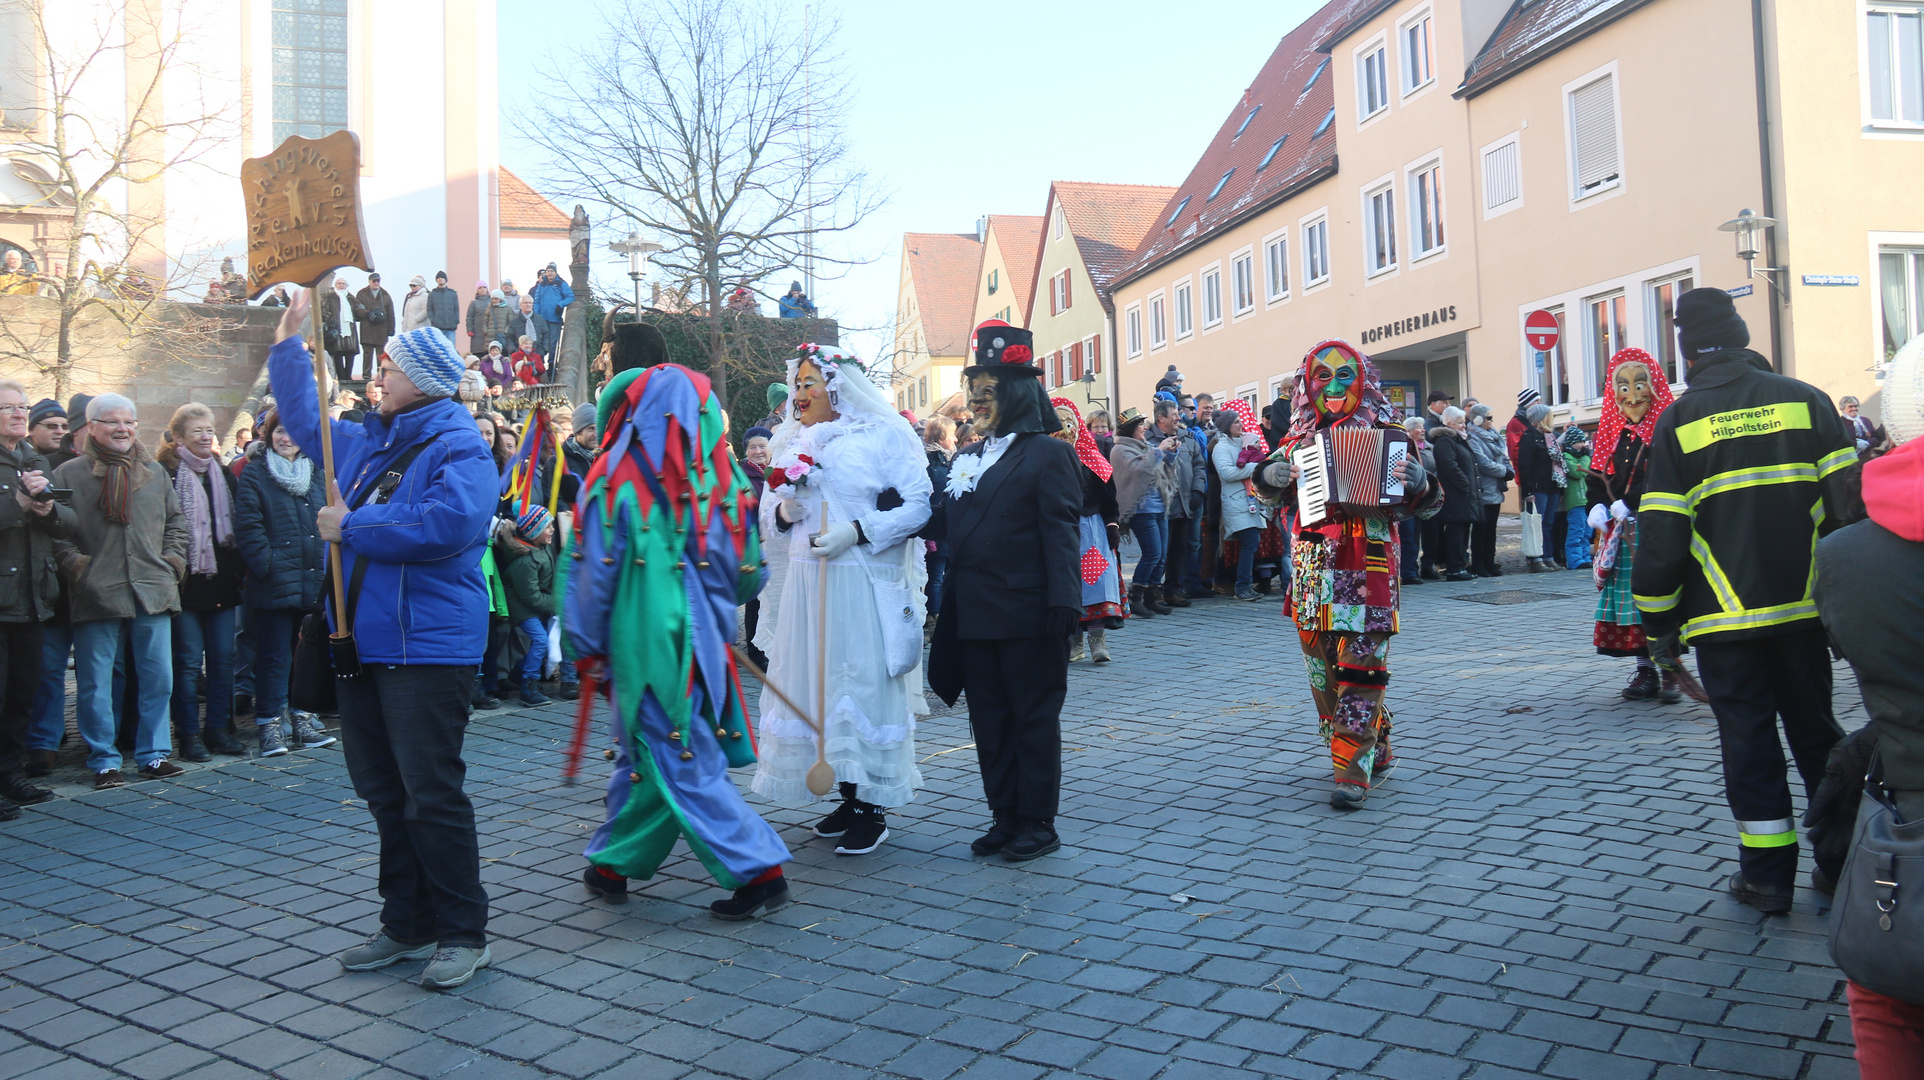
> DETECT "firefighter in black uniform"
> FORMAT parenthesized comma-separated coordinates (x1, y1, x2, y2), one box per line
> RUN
(1632, 288, 1859, 914)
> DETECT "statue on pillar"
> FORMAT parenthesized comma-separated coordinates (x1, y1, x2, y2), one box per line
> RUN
(561, 205, 591, 402)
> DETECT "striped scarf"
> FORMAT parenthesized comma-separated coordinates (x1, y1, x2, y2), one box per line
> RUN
(84, 437, 154, 526)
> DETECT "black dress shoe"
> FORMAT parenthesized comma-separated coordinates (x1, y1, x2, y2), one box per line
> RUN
(971, 813, 1020, 857)
(0, 774, 53, 806)
(175, 729, 211, 764)
(710, 876, 789, 920)
(1002, 820, 1060, 862)
(23, 750, 54, 778)
(1444, 570, 1474, 582)
(203, 727, 244, 756)
(0, 801, 17, 821)
(1812, 864, 1838, 896)
(1728, 871, 1792, 914)
(582, 866, 627, 904)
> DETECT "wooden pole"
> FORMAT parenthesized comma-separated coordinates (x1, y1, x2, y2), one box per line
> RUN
(310, 285, 348, 627)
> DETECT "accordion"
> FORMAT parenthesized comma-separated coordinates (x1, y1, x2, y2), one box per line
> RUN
(1290, 427, 1412, 527)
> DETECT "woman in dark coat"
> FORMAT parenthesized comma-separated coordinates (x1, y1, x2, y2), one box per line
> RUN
(235, 408, 332, 756)
(1427, 407, 1480, 581)
(1514, 402, 1565, 571)
(159, 404, 249, 761)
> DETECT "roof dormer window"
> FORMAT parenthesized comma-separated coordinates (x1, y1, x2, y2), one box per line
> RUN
(1206, 169, 1236, 203)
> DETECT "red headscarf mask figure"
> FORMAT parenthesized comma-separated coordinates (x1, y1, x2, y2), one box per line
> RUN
(1283, 339, 1399, 447)
(1593, 347, 1675, 475)
(1050, 396, 1113, 481)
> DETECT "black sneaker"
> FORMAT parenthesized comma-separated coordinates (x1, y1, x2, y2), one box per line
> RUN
(0, 774, 54, 806)
(557, 680, 580, 701)
(710, 876, 789, 920)
(0, 801, 17, 821)
(812, 799, 860, 838)
(1420, 568, 1441, 581)
(1444, 570, 1475, 582)
(1400, 575, 1423, 585)
(970, 813, 1020, 857)
(582, 865, 627, 904)
(1002, 819, 1060, 862)
(176, 729, 211, 763)
(137, 760, 185, 780)
(1622, 668, 1660, 701)
(473, 690, 501, 711)
(1727, 871, 1792, 914)
(518, 686, 551, 707)
(1812, 864, 1838, 896)
(203, 726, 245, 756)
(835, 807, 889, 855)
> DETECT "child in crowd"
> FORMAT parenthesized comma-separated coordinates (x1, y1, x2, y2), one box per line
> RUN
(495, 506, 556, 707)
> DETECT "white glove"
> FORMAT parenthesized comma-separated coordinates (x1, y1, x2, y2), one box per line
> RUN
(1609, 500, 1629, 520)
(777, 498, 806, 526)
(1587, 504, 1608, 531)
(810, 521, 860, 559)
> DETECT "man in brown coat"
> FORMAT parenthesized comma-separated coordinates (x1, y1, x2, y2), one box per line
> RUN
(52, 393, 188, 789)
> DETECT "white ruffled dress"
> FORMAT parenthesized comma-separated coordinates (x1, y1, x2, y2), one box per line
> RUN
(751, 411, 932, 808)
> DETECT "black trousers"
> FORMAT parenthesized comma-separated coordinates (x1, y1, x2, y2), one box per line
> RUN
(0, 620, 43, 778)
(336, 664, 488, 946)
(959, 637, 1068, 822)
(1471, 503, 1499, 572)
(1442, 521, 1471, 575)
(1162, 516, 1193, 594)
(1419, 518, 1444, 573)
(1694, 627, 1844, 889)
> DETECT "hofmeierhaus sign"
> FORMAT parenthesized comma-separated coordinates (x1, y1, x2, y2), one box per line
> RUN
(1360, 305, 1458, 345)
(241, 130, 374, 295)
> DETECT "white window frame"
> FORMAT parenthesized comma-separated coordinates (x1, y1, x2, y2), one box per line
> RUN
(1584, 290, 1629, 401)
(1148, 290, 1168, 351)
(1518, 255, 1699, 421)
(1263, 228, 1290, 305)
(1872, 232, 1924, 366)
(1644, 271, 1696, 390)
(1564, 61, 1625, 207)
(1084, 335, 1101, 376)
(1398, 7, 1436, 99)
(1235, 382, 1260, 411)
(1362, 174, 1399, 280)
(1406, 153, 1447, 264)
(1230, 248, 1256, 318)
(1199, 263, 1223, 331)
(1267, 375, 1289, 405)
(1050, 269, 1070, 315)
(1355, 34, 1390, 126)
(1479, 130, 1524, 219)
(1052, 204, 1066, 240)
(1301, 209, 1331, 290)
(1863, 4, 1924, 133)
(1125, 302, 1144, 359)
(1173, 277, 1195, 340)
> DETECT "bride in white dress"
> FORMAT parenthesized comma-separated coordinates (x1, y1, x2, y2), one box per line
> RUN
(751, 344, 930, 854)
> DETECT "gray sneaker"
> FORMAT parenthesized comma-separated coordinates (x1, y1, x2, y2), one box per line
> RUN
(420, 944, 492, 989)
(257, 722, 290, 757)
(294, 714, 336, 749)
(339, 933, 436, 971)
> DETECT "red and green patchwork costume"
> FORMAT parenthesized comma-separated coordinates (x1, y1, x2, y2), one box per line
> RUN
(561, 363, 789, 888)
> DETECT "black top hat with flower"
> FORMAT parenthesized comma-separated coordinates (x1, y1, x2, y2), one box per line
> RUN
(965, 320, 1042, 377)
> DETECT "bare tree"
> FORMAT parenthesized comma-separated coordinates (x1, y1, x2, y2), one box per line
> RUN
(518, 0, 883, 404)
(0, 1, 240, 399)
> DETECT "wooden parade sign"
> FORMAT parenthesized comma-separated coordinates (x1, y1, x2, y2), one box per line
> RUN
(240, 130, 373, 297)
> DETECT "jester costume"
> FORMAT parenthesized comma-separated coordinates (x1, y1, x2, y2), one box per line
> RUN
(1255, 341, 1441, 809)
(562, 362, 792, 919)
(1587, 348, 1678, 701)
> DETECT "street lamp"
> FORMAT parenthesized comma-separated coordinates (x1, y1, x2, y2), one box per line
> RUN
(1717, 208, 1785, 299)
(1079, 368, 1109, 412)
(608, 232, 664, 313)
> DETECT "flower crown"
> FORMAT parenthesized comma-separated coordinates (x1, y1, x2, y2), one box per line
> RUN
(794, 342, 867, 375)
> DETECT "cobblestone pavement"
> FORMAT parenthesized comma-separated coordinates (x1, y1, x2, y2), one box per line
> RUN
(0, 571, 1868, 1080)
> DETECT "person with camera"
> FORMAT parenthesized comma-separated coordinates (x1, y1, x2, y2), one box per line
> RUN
(269, 293, 499, 990)
(0, 379, 72, 816)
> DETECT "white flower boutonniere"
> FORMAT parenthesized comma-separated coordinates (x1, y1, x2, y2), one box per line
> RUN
(945, 452, 987, 499)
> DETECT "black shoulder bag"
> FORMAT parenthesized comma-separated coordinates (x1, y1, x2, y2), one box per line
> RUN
(1828, 749, 1924, 1006)
(288, 438, 439, 713)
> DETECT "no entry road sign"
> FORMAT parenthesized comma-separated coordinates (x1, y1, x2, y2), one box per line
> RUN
(1525, 310, 1560, 352)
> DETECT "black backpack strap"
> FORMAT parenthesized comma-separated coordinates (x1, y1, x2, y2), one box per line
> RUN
(332, 437, 443, 631)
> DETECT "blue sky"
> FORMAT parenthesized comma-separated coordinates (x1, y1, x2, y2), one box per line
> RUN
(498, 0, 1327, 363)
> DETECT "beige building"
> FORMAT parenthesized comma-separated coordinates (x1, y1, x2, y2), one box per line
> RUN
(969, 214, 1044, 335)
(1027, 181, 1178, 418)
(1108, 0, 1920, 431)
(892, 231, 981, 416)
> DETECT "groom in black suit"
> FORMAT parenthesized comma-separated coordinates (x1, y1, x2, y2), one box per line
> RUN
(928, 321, 1082, 862)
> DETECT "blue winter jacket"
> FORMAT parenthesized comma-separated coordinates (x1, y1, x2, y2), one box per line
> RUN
(235, 447, 327, 611)
(268, 335, 496, 665)
(530, 278, 574, 323)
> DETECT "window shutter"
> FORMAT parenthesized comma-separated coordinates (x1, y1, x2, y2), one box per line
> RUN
(1089, 334, 1101, 374)
(1063, 273, 1072, 310)
(1069, 342, 1082, 381)
(1571, 76, 1619, 192)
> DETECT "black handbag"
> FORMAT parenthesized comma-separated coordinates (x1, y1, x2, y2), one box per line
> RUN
(286, 437, 439, 713)
(1828, 753, 1924, 1006)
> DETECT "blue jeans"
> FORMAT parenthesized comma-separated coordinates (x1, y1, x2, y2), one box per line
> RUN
(1398, 518, 1418, 578)
(1129, 512, 1168, 587)
(532, 315, 558, 358)
(516, 617, 548, 685)
(1232, 527, 1260, 589)
(233, 605, 255, 698)
(30, 622, 71, 751)
(251, 607, 303, 722)
(925, 549, 948, 618)
(1565, 507, 1593, 567)
(74, 615, 172, 772)
(171, 607, 235, 737)
(1528, 491, 1561, 560)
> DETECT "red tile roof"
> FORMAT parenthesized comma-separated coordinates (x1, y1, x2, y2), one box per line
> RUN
(904, 232, 983, 359)
(499, 168, 570, 233)
(1111, 0, 1362, 289)
(1035, 182, 1181, 316)
(1459, 0, 1655, 97)
(987, 214, 1045, 323)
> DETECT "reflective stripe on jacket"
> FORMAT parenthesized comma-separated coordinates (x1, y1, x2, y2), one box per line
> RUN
(1630, 349, 1857, 644)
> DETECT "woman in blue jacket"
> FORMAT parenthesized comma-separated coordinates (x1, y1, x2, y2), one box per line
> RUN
(235, 408, 332, 756)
